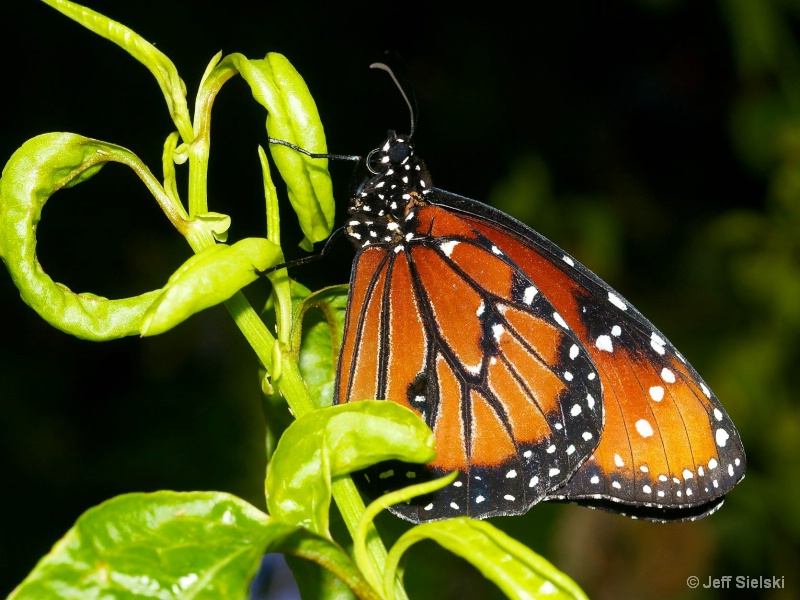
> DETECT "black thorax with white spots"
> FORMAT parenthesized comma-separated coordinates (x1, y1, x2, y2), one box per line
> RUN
(346, 131, 433, 249)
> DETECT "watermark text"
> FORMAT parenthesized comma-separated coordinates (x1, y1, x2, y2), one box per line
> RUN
(686, 575, 784, 589)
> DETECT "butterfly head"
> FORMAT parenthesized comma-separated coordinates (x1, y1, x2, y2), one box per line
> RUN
(345, 131, 433, 249)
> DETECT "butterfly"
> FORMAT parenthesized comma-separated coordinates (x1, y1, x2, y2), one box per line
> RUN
(278, 62, 746, 524)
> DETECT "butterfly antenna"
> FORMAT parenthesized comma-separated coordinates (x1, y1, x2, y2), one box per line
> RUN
(266, 138, 361, 162)
(370, 61, 418, 138)
(257, 227, 346, 276)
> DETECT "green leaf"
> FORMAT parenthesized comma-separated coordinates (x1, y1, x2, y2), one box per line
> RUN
(9, 491, 379, 600)
(9, 492, 276, 600)
(296, 284, 350, 408)
(41, 0, 193, 141)
(266, 402, 436, 537)
(0, 132, 181, 340)
(141, 237, 283, 336)
(385, 518, 589, 600)
(223, 52, 335, 247)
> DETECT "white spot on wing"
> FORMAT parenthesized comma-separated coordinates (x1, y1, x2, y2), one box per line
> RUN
(635, 419, 654, 438)
(523, 286, 538, 305)
(715, 428, 729, 447)
(563, 255, 575, 266)
(464, 362, 482, 376)
(661, 368, 676, 383)
(553, 312, 569, 329)
(651, 332, 666, 355)
(596, 335, 613, 352)
(608, 292, 627, 310)
(649, 386, 664, 401)
(569, 344, 579, 359)
(440, 240, 459, 257)
(492, 323, 505, 342)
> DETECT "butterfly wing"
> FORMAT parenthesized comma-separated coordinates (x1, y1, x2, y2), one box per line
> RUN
(430, 189, 746, 521)
(335, 219, 603, 522)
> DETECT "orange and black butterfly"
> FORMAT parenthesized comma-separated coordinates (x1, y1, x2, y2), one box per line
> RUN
(283, 64, 746, 523)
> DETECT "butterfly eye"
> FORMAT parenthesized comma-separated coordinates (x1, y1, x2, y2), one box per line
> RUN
(388, 142, 411, 163)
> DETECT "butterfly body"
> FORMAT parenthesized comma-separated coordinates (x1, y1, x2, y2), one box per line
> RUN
(333, 130, 745, 523)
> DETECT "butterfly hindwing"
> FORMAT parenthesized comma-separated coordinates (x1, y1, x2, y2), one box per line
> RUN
(432, 189, 746, 520)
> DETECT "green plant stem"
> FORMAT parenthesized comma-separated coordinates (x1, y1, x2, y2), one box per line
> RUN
(190, 54, 235, 218)
(223, 292, 278, 374)
(275, 358, 406, 600)
(331, 477, 406, 599)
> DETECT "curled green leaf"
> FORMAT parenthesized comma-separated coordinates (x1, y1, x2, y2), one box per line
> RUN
(141, 237, 282, 336)
(194, 211, 231, 242)
(385, 518, 589, 600)
(355, 472, 458, 595)
(0, 132, 185, 340)
(223, 52, 335, 248)
(41, 0, 193, 141)
(266, 401, 436, 537)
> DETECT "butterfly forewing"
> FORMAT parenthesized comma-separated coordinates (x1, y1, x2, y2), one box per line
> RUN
(336, 207, 603, 521)
(435, 190, 746, 520)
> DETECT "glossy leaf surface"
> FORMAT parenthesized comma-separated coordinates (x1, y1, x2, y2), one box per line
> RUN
(386, 518, 588, 600)
(266, 402, 436, 537)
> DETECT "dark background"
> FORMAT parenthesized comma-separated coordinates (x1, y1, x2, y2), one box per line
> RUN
(1, 1, 797, 598)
